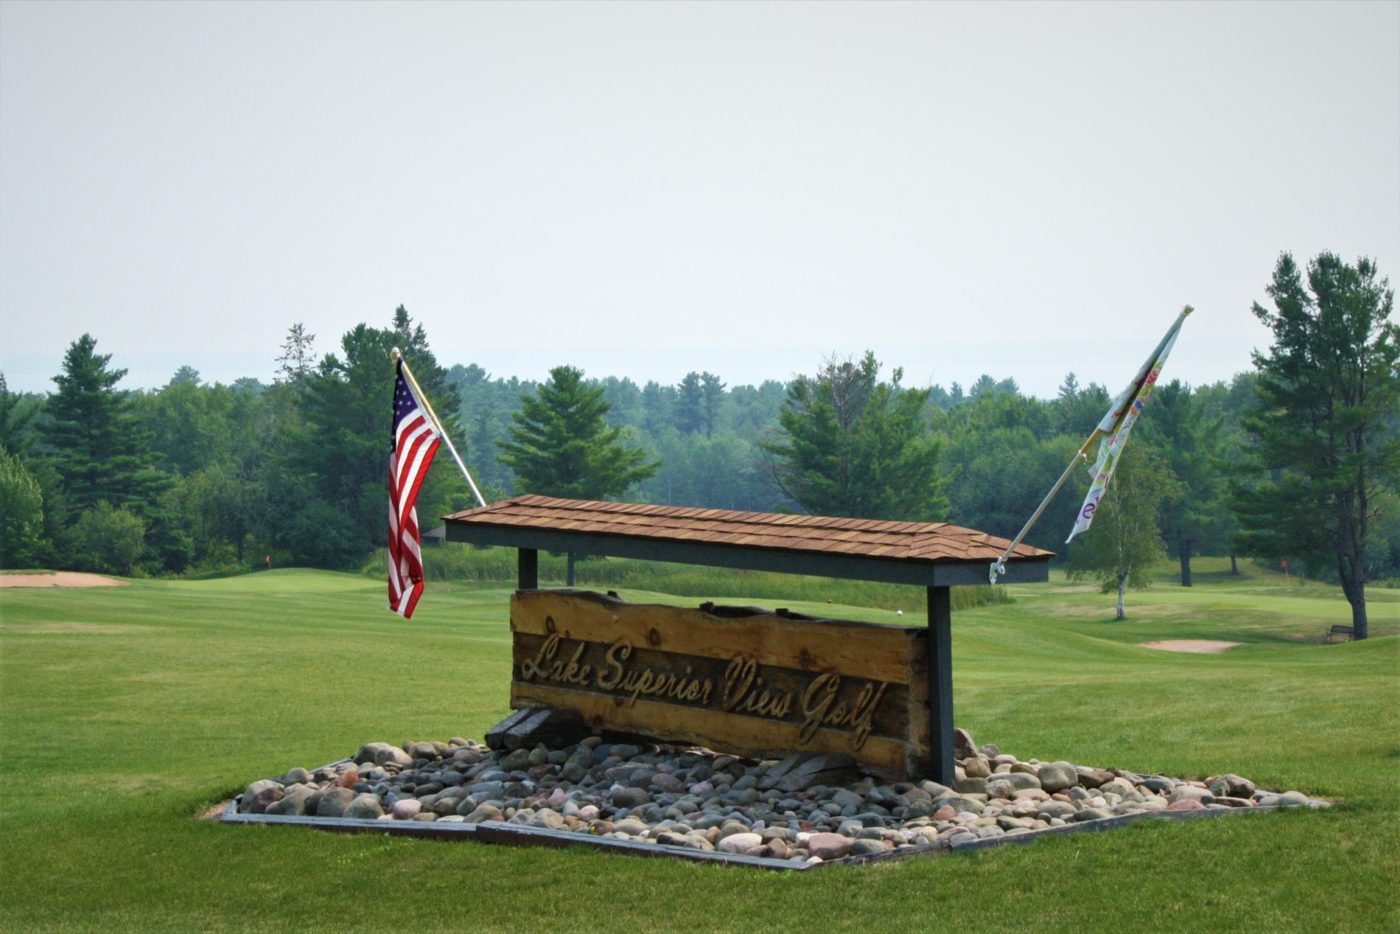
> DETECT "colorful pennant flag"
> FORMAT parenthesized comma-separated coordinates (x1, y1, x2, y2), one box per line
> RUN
(388, 360, 442, 618)
(1066, 308, 1191, 543)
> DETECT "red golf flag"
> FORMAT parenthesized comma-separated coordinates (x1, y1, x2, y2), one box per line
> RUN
(388, 360, 441, 618)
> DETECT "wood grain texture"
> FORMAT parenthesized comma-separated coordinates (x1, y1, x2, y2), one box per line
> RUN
(512, 590, 919, 682)
(508, 590, 933, 776)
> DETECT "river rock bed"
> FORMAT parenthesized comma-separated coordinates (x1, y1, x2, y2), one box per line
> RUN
(232, 730, 1326, 865)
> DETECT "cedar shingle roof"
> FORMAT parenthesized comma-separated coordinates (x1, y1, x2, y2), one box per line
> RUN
(444, 496, 1052, 586)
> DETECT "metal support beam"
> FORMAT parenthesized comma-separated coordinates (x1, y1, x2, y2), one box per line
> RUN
(517, 549, 538, 591)
(927, 586, 954, 786)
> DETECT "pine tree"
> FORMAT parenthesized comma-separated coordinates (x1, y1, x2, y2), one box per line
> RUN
(499, 366, 658, 500)
(763, 352, 947, 520)
(700, 372, 726, 437)
(275, 323, 317, 383)
(1233, 252, 1398, 639)
(47, 334, 163, 515)
(675, 372, 705, 434)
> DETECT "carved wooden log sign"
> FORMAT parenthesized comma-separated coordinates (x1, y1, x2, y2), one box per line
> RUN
(510, 590, 934, 777)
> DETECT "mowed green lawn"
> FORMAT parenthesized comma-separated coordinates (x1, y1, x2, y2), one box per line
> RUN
(1, 562, 1396, 931)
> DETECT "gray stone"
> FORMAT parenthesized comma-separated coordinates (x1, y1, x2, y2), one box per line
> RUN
(614, 817, 648, 836)
(995, 771, 1042, 791)
(1035, 800, 1077, 821)
(1100, 778, 1136, 798)
(905, 798, 938, 818)
(353, 742, 391, 765)
(962, 757, 992, 779)
(460, 802, 502, 822)
(391, 798, 423, 819)
(830, 789, 865, 810)
(717, 832, 763, 854)
(377, 746, 413, 768)
(239, 779, 285, 814)
(1169, 786, 1214, 805)
(266, 785, 314, 816)
(407, 741, 438, 761)
(315, 787, 357, 818)
(1072, 807, 1111, 822)
(807, 832, 855, 860)
(996, 815, 1036, 831)
(1208, 774, 1257, 799)
(1037, 761, 1078, 793)
(500, 748, 531, 772)
(345, 794, 384, 819)
(763, 838, 792, 860)
(987, 779, 1015, 800)
(529, 809, 566, 830)
(932, 794, 985, 814)
(651, 772, 685, 794)
(612, 787, 650, 809)
(848, 838, 891, 856)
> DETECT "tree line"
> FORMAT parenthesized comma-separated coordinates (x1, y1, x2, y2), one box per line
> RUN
(2, 253, 1395, 634)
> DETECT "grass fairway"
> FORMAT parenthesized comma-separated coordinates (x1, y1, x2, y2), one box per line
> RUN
(1, 563, 1397, 931)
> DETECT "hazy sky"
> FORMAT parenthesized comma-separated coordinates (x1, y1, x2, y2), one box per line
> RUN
(2, 1, 1397, 398)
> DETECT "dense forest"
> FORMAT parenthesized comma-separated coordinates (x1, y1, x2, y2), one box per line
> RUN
(3, 258, 1398, 618)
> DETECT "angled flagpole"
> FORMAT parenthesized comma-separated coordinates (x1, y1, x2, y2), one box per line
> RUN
(390, 348, 487, 508)
(988, 306, 1193, 583)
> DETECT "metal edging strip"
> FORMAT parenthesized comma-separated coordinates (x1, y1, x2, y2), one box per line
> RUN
(218, 796, 1315, 871)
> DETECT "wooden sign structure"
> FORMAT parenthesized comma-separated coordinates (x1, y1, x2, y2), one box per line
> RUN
(513, 590, 932, 776)
(445, 495, 1052, 785)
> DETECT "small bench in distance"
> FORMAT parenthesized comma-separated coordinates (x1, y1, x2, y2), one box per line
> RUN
(1326, 625, 1355, 642)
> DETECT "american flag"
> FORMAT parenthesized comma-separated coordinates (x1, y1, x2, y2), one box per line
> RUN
(388, 362, 441, 618)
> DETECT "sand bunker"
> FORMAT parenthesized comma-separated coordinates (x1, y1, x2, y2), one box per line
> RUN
(1140, 639, 1242, 654)
(0, 572, 128, 589)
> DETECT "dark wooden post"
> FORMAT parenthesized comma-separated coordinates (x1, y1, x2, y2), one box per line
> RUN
(518, 548, 539, 590)
(927, 586, 954, 786)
